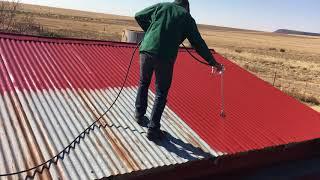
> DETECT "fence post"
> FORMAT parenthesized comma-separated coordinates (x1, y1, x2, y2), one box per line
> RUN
(304, 82, 308, 97)
(273, 72, 277, 86)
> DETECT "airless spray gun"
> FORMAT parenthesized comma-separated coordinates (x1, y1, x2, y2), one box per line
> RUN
(181, 44, 226, 118)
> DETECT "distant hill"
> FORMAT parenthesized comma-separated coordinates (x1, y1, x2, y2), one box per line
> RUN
(275, 29, 320, 36)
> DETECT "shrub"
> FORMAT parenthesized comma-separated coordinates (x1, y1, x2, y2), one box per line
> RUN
(305, 96, 320, 105)
(0, 1, 42, 35)
(39, 31, 64, 38)
(235, 49, 242, 53)
(280, 49, 286, 53)
(0, 0, 20, 31)
(284, 89, 320, 105)
(269, 48, 277, 51)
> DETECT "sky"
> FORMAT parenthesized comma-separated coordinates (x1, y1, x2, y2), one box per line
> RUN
(19, 0, 320, 33)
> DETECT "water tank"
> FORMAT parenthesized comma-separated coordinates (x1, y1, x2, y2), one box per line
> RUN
(121, 29, 145, 43)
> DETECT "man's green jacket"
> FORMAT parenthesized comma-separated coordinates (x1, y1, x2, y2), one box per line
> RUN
(135, 2, 217, 64)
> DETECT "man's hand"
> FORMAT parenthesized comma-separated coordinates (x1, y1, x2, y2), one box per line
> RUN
(210, 62, 224, 72)
(215, 63, 224, 72)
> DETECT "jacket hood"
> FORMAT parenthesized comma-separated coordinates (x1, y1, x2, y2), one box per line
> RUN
(174, 0, 189, 6)
(174, 0, 190, 12)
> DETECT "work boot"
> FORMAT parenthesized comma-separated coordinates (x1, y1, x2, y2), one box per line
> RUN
(135, 116, 149, 126)
(147, 129, 167, 141)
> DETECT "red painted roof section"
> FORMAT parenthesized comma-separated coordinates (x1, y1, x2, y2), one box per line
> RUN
(1, 33, 319, 155)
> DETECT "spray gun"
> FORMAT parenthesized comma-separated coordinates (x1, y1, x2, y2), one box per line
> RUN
(212, 66, 226, 118)
(181, 43, 226, 118)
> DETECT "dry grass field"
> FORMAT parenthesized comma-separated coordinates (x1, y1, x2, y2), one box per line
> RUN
(12, 3, 320, 112)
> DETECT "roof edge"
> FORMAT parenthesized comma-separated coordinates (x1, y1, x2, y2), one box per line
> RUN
(0, 32, 138, 47)
(0, 32, 216, 52)
(110, 137, 320, 179)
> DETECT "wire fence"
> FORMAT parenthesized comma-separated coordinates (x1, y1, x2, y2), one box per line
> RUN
(259, 72, 320, 105)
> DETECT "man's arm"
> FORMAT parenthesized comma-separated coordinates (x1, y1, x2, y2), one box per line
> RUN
(186, 16, 221, 67)
(135, 4, 159, 32)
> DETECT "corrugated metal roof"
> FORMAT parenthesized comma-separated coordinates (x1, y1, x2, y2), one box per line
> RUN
(0, 34, 218, 179)
(170, 52, 320, 153)
(0, 33, 319, 179)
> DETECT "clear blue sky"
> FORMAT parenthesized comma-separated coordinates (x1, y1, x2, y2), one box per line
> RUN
(20, 0, 320, 32)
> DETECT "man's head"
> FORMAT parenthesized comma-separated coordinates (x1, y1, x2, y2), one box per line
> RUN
(174, 0, 190, 13)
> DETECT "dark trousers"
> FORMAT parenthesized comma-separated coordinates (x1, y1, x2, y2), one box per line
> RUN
(135, 52, 175, 130)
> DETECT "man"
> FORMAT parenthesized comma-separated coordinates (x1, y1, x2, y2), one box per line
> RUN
(135, 0, 223, 141)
